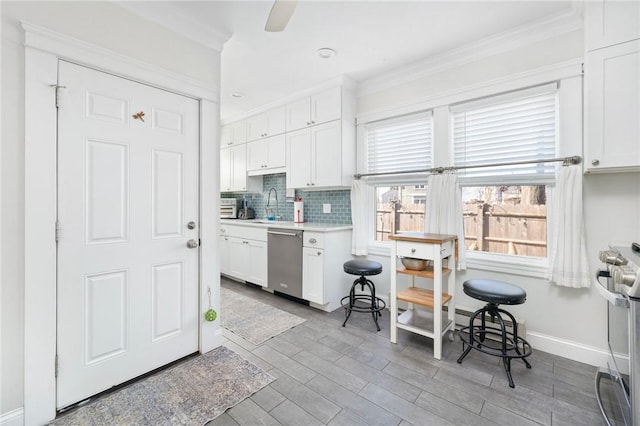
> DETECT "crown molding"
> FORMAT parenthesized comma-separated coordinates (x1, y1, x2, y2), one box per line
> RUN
(357, 10, 584, 98)
(115, 1, 230, 52)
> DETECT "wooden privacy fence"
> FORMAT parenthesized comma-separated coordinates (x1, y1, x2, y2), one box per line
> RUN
(377, 202, 547, 257)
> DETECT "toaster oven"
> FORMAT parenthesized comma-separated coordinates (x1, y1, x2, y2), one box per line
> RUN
(220, 198, 238, 219)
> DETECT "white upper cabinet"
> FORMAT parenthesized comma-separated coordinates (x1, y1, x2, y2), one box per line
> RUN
(246, 106, 286, 141)
(286, 87, 342, 132)
(287, 120, 353, 188)
(220, 144, 262, 192)
(585, 40, 640, 173)
(584, 1, 640, 173)
(221, 120, 247, 146)
(246, 134, 286, 175)
(586, 0, 639, 51)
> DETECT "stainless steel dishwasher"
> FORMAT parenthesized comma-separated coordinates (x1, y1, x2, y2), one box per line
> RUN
(267, 228, 303, 298)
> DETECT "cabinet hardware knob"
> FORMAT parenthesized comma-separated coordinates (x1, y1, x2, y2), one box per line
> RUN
(317, 251, 322, 255)
(411, 248, 416, 253)
(592, 159, 600, 166)
(309, 238, 317, 244)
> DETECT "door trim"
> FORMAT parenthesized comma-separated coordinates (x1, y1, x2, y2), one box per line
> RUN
(23, 22, 223, 425)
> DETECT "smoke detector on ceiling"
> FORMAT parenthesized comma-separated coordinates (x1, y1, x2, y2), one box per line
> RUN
(317, 48, 336, 59)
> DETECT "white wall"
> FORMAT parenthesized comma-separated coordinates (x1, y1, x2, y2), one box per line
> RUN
(0, 0, 221, 417)
(356, 28, 640, 364)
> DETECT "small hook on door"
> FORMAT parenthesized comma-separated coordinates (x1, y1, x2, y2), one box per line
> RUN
(132, 111, 145, 122)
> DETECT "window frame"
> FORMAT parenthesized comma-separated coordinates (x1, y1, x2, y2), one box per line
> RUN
(356, 64, 583, 278)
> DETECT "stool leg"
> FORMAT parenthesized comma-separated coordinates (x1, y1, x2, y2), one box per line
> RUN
(497, 307, 532, 369)
(342, 279, 358, 327)
(363, 279, 381, 331)
(457, 307, 484, 363)
(494, 311, 516, 388)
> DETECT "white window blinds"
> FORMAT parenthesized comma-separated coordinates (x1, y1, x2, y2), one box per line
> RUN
(366, 111, 432, 175)
(452, 84, 557, 183)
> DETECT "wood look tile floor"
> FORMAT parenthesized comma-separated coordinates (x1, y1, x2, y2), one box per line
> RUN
(210, 278, 609, 426)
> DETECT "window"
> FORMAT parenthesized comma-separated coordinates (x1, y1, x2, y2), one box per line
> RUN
(366, 111, 432, 175)
(452, 84, 557, 258)
(365, 111, 433, 241)
(375, 185, 426, 241)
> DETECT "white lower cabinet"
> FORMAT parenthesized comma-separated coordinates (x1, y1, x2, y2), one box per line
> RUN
(301, 229, 352, 312)
(302, 247, 325, 304)
(224, 226, 268, 287)
(220, 234, 230, 275)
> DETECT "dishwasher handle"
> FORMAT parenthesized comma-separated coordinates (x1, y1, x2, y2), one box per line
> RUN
(267, 230, 301, 238)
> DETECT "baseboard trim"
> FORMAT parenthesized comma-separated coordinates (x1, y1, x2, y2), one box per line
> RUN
(526, 331, 616, 368)
(0, 408, 24, 426)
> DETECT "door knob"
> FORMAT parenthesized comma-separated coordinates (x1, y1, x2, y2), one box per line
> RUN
(187, 239, 199, 249)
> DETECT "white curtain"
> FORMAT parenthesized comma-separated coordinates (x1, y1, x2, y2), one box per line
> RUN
(424, 173, 466, 270)
(351, 179, 370, 256)
(547, 165, 590, 288)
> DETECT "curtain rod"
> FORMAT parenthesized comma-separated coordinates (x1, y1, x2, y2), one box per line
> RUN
(354, 155, 582, 180)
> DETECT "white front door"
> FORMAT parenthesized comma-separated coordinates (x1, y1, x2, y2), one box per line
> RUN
(56, 61, 200, 409)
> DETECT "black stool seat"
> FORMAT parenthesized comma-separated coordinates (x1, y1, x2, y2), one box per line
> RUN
(457, 279, 532, 388)
(343, 259, 383, 276)
(341, 259, 385, 331)
(463, 279, 527, 305)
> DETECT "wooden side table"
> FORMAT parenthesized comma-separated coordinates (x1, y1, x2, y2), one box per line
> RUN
(389, 232, 457, 360)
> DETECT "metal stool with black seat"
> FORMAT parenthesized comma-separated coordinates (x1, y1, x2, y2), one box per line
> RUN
(341, 259, 386, 331)
(457, 279, 532, 388)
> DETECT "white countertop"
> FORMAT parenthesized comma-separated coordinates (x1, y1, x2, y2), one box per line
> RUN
(220, 219, 352, 232)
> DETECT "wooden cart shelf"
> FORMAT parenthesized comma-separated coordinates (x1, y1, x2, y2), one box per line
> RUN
(397, 287, 452, 308)
(396, 266, 451, 279)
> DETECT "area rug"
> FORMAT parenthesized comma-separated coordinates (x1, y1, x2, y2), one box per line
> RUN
(51, 346, 274, 425)
(221, 286, 306, 345)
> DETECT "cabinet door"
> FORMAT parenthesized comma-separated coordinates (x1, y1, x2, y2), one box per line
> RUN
(230, 144, 248, 191)
(246, 239, 267, 287)
(585, 40, 640, 173)
(230, 120, 247, 145)
(312, 87, 341, 126)
(228, 237, 248, 280)
(266, 134, 286, 169)
(313, 120, 342, 187)
(303, 247, 324, 304)
(220, 235, 230, 275)
(586, 0, 640, 51)
(286, 128, 312, 188)
(246, 113, 268, 141)
(220, 146, 232, 192)
(221, 125, 233, 147)
(246, 139, 267, 171)
(266, 106, 286, 137)
(286, 97, 311, 132)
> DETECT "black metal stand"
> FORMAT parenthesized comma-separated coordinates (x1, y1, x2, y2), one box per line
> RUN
(341, 275, 386, 331)
(457, 303, 532, 388)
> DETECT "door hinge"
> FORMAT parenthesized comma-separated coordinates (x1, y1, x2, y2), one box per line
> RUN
(581, 62, 585, 75)
(49, 84, 66, 108)
(55, 220, 60, 242)
(55, 354, 59, 378)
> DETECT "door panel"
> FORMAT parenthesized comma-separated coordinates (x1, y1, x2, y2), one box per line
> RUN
(85, 140, 129, 244)
(57, 61, 200, 409)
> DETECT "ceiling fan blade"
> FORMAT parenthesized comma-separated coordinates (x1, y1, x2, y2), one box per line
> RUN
(265, 0, 298, 32)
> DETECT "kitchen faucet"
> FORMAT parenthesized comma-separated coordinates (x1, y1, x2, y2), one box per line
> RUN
(266, 187, 279, 220)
